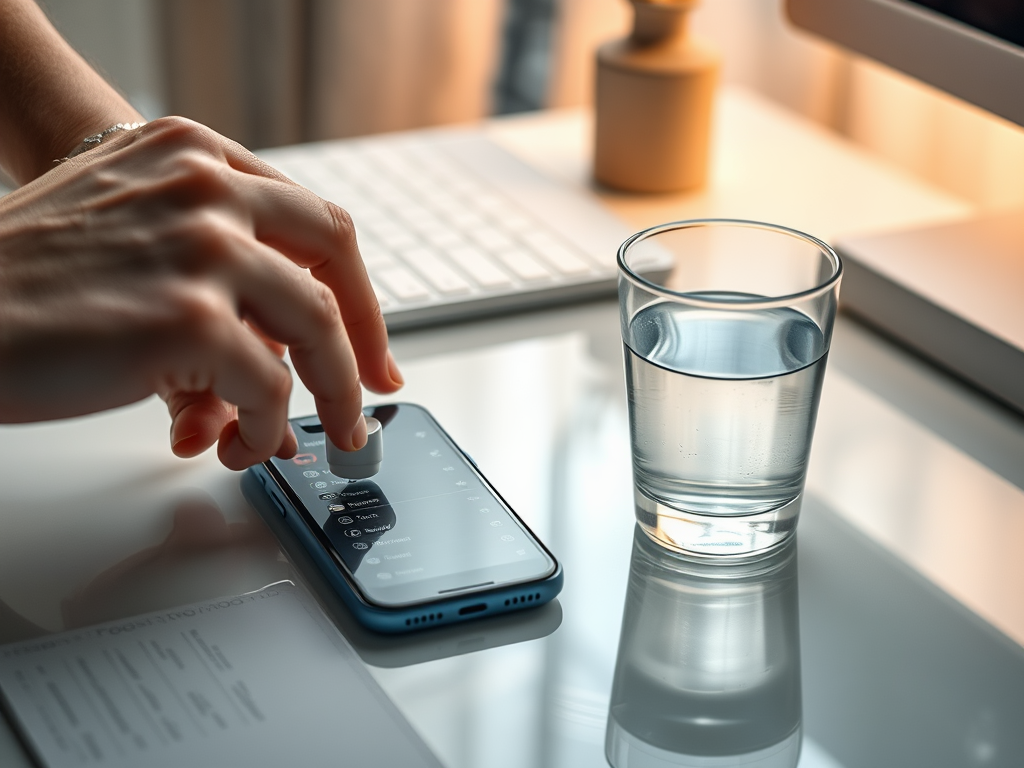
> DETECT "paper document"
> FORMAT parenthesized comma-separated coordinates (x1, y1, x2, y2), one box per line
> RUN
(0, 583, 441, 768)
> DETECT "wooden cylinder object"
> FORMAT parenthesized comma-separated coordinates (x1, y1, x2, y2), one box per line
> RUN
(594, 0, 720, 193)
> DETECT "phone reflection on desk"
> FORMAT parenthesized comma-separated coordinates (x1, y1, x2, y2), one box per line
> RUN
(606, 526, 802, 768)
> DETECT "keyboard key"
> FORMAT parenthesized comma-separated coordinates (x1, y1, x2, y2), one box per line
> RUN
(498, 212, 534, 232)
(524, 233, 596, 273)
(537, 246, 591, 275)
(373, 225, 419, 251)
(469, 227, 515, 252)
(423, 196, 465, 220)
(369, 150, 412, 176)
(446, 210, 487, 230)
(343, 161, 375, 179)
(475, 194, 507, 213)
(398, 204, 436, 226)
(322, 181, 359, 205)
(407, 214, 446, 236)
(322, 146, 358, 164)
(495, 248, 552, 281)
(405, 176, 442, 196)
(363, 180, 403, 201)
(379, 192, 416, 212)
(401, 247, 472, 294)
(423, 226, 465, 248)
(449, 179, 483, 198)
(357, 241, 396, 269)
(520, 232, 560, 252)
(354, 214, 388, 234)
(376, 266, 431, 302)
(447, 247, 514, 288)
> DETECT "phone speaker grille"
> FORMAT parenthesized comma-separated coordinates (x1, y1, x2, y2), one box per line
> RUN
(504, 592, 542, 607)
(406, 612, 443, 627)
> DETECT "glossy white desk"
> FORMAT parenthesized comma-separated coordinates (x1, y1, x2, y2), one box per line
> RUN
(2, 87, 1023, 767)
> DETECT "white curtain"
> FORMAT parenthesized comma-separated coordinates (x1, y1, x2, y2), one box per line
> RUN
(159, 0, 504, 148)
(304, 0, 505, 140)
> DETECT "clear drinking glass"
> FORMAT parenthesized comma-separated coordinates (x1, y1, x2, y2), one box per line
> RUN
(618, 219, 842, 558)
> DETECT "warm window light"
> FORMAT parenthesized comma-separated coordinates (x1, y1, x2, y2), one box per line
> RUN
(842, 56, 1024, 211)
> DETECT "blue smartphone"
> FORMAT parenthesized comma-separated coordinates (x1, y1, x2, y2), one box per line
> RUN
(243, 403, 562, 634)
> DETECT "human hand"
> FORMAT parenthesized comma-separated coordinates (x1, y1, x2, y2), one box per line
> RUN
(0, 117, 403, 468)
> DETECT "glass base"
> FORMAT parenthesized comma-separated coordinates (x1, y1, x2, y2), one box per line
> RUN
(634, 488, 801, 560)
(606, 717, 802, 768)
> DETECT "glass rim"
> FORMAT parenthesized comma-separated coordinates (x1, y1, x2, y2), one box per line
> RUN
(617, 218, 843, 310)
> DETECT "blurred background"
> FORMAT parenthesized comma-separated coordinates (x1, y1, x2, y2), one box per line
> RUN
(35, 0, 1024, 212)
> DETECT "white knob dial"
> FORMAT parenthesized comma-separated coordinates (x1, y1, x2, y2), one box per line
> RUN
(326, 417, 383, 479)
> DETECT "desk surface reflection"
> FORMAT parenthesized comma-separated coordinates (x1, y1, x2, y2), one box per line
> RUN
(607, 529, 800, 768)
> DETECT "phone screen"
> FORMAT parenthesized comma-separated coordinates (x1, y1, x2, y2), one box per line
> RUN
(268, 404, 556, 608)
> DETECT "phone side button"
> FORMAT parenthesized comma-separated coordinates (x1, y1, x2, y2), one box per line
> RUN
(269, 490, 288, 518)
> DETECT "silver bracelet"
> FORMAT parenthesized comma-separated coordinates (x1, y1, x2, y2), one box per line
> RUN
(56, 121, 146, 164)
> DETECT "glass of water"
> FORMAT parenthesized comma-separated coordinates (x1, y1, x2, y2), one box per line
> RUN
(619, 219, 842, 558)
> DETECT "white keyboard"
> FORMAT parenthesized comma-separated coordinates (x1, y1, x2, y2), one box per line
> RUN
(258, 127, 633, 331)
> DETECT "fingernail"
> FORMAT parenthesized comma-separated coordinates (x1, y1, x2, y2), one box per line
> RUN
(172, 433, 200, 456)
(217, 427, 251, 471)
(387, 349, 404, 387)
(350, 414, 368, 450)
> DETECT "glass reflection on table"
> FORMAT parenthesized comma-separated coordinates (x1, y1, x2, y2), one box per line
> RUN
(606, 526, 801, 768)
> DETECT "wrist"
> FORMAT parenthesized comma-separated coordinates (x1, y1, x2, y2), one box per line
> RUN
(56, 121, 147, 164)
(16, 108, 144, 183)
(50, 98, 144, 157)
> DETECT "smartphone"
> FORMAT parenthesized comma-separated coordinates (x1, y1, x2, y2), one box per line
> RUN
(242, 471, 563, 665)
(243, 403, 562, 634)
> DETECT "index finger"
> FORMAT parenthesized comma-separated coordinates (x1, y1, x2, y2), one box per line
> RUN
(232, 173, 402, 395)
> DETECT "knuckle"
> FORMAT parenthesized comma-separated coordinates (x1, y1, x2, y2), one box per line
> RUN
(344, 297, 385, 335)
(265, 363, 293, 405)
(144, 286, 232, 392)
(325, 202, 356, 244)
(147, 115, 215, 148)
(171, 286, 232, 345)
(149, 151, 235, 211)
(178, 210, 239, 261)
(341, 378, 364, 413)
(307, 280, 342, 331)
(174, 150, 231, 191)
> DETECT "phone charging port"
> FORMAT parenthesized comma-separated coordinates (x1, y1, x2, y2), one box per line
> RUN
(458, 603, 487, 616)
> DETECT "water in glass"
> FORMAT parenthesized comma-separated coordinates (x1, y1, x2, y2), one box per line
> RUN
(625, 298, 827, 519)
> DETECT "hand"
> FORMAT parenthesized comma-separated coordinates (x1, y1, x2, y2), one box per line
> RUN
(0, 117, 403, 468)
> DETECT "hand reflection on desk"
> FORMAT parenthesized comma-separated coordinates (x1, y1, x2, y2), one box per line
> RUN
(606, 527, 802, 768)
(0, 496, 288, 645)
